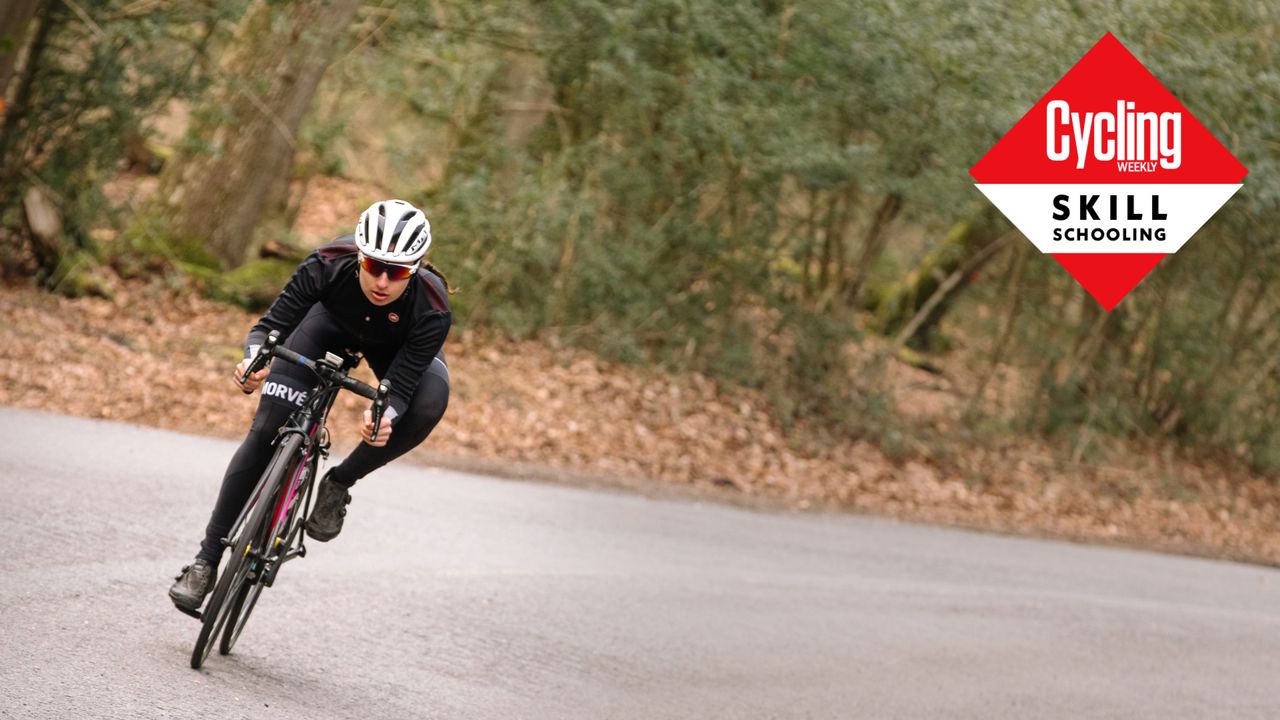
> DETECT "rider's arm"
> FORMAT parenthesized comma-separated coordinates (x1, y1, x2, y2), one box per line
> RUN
(379, 311, 451, 423)
(242, 253, 326, 359)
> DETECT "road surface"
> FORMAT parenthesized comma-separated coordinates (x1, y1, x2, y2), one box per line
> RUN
(2, 407, 1278, 718)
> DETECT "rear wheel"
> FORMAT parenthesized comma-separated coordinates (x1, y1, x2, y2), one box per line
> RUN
(190, 435, 302, 669)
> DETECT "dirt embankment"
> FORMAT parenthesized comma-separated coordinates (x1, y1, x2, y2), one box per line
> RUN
(2, 279, 1278, 566)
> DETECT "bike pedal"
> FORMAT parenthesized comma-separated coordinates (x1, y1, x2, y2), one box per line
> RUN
(175, 604, 202, 621)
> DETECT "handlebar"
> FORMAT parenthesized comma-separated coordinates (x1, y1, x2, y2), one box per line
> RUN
(239, 330, 391, 439)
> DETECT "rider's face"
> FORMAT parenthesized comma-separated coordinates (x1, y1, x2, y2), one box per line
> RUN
(358, 264, 411, 306)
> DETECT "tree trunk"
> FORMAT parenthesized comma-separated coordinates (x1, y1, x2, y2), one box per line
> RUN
(967, 241, 1028, 412)
(843, 192, 903, 306)
(22, 184, 61, 270)
(0, 0, 56, 224)
(0, 0, 42, 107)
(800, 187, 818, 299)
(867, 208, 999, 345)
(161, 0, 363, 268)
(0, 0, 51, 174)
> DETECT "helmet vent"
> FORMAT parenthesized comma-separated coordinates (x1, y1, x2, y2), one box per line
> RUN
(392, 215, 412, 250)
(374, 204, 387, 251)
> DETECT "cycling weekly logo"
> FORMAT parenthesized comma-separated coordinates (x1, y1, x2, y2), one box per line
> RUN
(970, 33, 1247, 310)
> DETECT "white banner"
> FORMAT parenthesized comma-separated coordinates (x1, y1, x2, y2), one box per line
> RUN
(974, 183, 1242, 254)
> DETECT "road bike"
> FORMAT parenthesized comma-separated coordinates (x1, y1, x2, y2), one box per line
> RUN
(180, 330, 389, 669)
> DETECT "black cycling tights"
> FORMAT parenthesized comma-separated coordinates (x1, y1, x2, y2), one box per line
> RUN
(196, 305, 448, 566)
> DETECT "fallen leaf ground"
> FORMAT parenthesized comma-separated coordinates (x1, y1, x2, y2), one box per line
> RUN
(3, 276, 1278, 566)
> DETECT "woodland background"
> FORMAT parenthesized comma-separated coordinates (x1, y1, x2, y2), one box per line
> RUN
(2, 0, 1278, 561)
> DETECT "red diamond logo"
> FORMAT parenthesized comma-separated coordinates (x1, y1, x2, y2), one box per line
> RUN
(970, 33, 1246, 310)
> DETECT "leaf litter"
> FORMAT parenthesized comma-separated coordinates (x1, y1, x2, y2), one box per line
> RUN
(2, 279, 1277, 566)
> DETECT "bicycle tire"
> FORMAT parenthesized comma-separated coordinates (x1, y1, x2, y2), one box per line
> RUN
(220, 455, 311, 656)
(190, 434, 302, 669)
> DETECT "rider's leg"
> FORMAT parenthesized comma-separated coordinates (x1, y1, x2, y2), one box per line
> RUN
(193, 399, 295, 566)
(174, 384, 298, 609)
(194, 306, 352, 567)
(325, 355, 450, 489)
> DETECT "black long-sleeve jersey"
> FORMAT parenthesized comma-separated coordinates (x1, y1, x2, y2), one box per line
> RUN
(244, 236, 451, 419)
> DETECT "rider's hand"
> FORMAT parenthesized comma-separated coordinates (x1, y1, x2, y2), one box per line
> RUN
(234, 360, 269, 394)
(361, 408, 392, 447)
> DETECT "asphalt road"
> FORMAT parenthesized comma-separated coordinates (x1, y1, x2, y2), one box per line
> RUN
(2, 406, 1279, 719)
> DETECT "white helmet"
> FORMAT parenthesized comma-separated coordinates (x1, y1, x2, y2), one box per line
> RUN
(355, 199, 431, 265)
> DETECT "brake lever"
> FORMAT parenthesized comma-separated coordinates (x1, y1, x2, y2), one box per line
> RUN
(369, 381, 390, 442)
(239, 330, 279, 389)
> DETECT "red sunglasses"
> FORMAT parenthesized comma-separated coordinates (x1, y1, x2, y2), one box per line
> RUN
(358, 254, 417, 281)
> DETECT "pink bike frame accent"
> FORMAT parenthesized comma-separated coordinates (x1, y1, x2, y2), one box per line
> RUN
(270, 423, 320, 533)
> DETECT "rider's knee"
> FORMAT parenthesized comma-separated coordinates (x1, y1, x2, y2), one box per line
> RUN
(401, 376, 448, 445)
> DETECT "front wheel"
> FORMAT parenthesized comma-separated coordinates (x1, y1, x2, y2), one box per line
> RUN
(190, 435, 302, 669)
(220, 456, 311, 656)
(218, 563, 266, 656)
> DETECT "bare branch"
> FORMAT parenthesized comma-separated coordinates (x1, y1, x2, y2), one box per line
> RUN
(60, 0, 104, 39)
(892, 233, 1011, 349)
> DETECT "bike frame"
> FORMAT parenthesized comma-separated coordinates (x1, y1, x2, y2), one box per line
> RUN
(222, 336, 388, 565)
(263, 383, 344, 567)
(223, 367, 347, 562)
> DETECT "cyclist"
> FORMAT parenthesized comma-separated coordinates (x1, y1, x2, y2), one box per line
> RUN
(169, 199, 452, 612)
